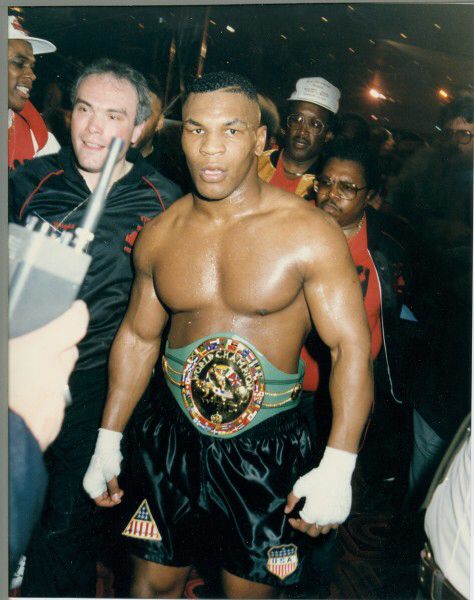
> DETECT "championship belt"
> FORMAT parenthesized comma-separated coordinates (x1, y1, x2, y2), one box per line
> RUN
(168, 336, 265, 436)
(162, 335, 303, 437)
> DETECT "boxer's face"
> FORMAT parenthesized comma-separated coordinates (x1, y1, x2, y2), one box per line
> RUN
(182, 90, 266, 201)
(71, 73, 144, 174)
(8, 39, 36, 112)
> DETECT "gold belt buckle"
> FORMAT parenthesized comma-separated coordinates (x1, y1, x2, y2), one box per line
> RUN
(181, 336, 266, 436)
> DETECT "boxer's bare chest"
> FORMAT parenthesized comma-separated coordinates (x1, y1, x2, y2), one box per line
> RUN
(153, 214, 303, 317)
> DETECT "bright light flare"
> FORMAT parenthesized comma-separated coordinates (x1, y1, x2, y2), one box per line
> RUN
(438, 89, 449, 99)
(369, 88, 386, 100)
(226, 25, 235, 33)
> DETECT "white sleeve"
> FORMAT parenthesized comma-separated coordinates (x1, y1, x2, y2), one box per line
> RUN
(34, 131, 61, 158)
(424, 439, 471, 599)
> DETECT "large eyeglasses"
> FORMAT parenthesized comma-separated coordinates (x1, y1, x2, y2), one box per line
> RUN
(442, 128, 474, 145)
(315, 176, 368, 201)
(287, 114, 325, 136)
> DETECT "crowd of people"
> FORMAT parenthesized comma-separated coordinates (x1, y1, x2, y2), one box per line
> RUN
(7, 12, 471, 600)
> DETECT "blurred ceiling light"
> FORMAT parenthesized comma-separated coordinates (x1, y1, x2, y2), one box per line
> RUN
(347, 5, 355, 10)
(209, 19, 217, 25)
(280, 34, 287, 40)
(348, 47, 355, 53)
(299, 26, 306, 31)
(438, 89, 449, 99)
(226, 25, 235, 33)
(138, 23, 145, 29)
(369, 39, 376, 44)
(434, 23, 441, 30)
(321, 17, 328, 22)
(370, 115, 379, 121)
(435, 125, 442, 131)
(369, 88, 386, 100)
(400, 33, 408, 39)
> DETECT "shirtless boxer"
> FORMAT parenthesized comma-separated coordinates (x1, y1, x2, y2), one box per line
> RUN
(83, 72, 373, 599)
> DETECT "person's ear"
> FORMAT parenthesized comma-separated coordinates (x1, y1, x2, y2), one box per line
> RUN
(324, 130, 334, 143)
(255, 125, 267, 156)
(131, 121, 145, 145)
(365, 189, 382, 210)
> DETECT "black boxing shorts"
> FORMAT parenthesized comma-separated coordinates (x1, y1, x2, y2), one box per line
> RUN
(120, 387, 315, 587)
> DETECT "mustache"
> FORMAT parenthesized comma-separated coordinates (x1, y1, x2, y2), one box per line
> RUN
(318, 199, 340, 211)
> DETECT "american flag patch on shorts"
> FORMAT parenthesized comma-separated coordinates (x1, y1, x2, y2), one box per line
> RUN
(122, 499, 161, 542)
(266, 544, 298, 580)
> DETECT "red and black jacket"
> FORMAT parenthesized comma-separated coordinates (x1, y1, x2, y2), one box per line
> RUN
(9, 146, 182, 371)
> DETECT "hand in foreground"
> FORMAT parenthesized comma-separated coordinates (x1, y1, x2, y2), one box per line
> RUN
(9, 300, 89, 450)
(284, 446, 357, 538)
(83, 428, 124, 507)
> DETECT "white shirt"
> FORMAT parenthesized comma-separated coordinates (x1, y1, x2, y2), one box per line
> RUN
(425, 437, 471, 598)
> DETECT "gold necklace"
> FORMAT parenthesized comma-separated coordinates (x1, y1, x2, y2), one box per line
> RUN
(282, 154, 307, 177)
(283, 166, 306, 177)
(347, 213, 366, 239)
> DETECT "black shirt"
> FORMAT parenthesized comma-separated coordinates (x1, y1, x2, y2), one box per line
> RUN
(9, 146, 182, 370)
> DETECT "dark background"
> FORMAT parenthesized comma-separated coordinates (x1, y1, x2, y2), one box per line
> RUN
(12, 3, 474, 140)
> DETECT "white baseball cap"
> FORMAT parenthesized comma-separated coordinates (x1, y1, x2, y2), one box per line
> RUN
(8, 15, 56, 55)
(288, 77, 341, 114)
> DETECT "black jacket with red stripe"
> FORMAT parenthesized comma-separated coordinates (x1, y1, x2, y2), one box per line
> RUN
(9, 146, 182, 371)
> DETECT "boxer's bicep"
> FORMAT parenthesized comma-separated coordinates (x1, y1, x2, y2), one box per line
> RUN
(304, 225, 368, 353)
(123, 267, 168, 345)
(123, 223, 169, 344)
(301, 219, 373, 452)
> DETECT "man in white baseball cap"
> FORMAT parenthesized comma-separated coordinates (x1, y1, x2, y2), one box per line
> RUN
(8, 15, 60, 169)
(258, 75, 341, 428)
(258, 76, 340, 199)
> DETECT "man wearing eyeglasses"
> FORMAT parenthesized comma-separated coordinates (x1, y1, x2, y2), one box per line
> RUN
(258, 77, 340, 200)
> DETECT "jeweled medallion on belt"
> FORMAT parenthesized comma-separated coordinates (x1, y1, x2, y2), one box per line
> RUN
(181, 336, 265, 436)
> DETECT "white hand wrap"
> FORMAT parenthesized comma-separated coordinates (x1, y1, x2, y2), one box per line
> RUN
(292, 446, 357, 526)
(83, 428, 123, 499)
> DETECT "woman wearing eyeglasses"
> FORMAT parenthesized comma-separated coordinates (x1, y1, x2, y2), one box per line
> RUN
(312, 137, 413, 490)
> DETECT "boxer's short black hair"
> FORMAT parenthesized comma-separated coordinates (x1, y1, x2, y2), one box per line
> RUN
(184, 71, 258, 104)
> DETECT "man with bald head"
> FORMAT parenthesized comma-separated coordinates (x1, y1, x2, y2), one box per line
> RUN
(8, 15, 60, 168)
(84, 71, 373, 599)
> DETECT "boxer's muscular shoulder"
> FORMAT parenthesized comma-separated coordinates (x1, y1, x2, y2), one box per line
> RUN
(268, 194, 351, 275)
(141, 194, 191, 239)
(264, 185, 345, 250)
(132, 195, 192, 269)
